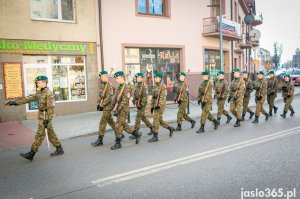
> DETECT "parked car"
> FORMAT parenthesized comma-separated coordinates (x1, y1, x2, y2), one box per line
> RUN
(290, 69, 300, 81)
(295, 77, 300, 86)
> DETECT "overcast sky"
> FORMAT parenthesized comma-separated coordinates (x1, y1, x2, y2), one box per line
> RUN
(256, 0, 300, 63)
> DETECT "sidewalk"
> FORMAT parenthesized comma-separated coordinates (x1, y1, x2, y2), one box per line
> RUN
(1, 86, 299, 151)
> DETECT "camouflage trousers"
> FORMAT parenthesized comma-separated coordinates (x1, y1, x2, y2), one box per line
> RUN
(177, 101, 192, 124)
(134, 106, 152, 131)
(98, 111, 116, 136)
(217, 98, 228, 118)
(153, 107, 169, 134)
(255, 97, 267, 117)
(115, 109, 134, 139)
(32, 119, 61, 152)
(201, 102, 214, 125)
(230, 97, 243, 120)
(267, 94, 277, 111)
(283, 97, 293, 112)
(242, 96, 252, 114)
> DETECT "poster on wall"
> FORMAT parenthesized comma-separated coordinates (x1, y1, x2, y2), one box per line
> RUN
(3, 63, 24, 99)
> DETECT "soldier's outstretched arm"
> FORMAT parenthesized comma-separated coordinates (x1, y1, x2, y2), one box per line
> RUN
(15, 94, 37, 106)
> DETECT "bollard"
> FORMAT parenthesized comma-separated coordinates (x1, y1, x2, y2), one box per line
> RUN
(127, 111, 131, 123)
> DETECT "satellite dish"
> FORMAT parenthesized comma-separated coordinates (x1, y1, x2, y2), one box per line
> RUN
(244, 14, 254, 25)
(249, 29, 261, 41)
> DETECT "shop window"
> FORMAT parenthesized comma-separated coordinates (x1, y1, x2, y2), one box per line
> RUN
(137, 0, 168, 17)
(69, 65, 86, 100)
(31, 0, 75, 22)
(52, 65, 69, 101)
(204, 49, 225, 75)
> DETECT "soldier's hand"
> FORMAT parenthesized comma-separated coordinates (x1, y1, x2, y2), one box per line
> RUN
(137, 105, 142, 109)
(227, 97, 232, 103)
(113, 110, 121, 117)
(97, 105, 103, 111)
(256, 96, 262, 100)
(201, 101, 206, 106)
(282, 87, 287, 92)
(154, 106, 160, 110)
(218, 97, 223, 100)
(233, 96, 237, 101)
(6, 101, 17, 106)
(151, 107, 154, 114)
(287, 95, 291, 98)
(197, 100, 201, 105)
(132, 99, 137, 105)
(174, 99, 177, 103)
(43, 120, 49, 128)
(270, 92, 275, 95)
(178, 100, 182, 104)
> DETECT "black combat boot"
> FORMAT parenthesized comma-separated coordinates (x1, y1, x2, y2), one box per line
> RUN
(168, 126, 175, 137)
(234, 120, 241, 127)
(264, 113, 269, 121)
(91, 136, 103, 146)
(269, 110, 273, 117)
(240, 114, 245, 121)
(280, 111, 287, 118)
(217, 117, 221, 123)
(196, 125, 205, 133)
(213, 119, 219, 130)
(121, 133, 125, 139)
(290, 109, 295, 116)
(249, 111, 255, 119)
(190, 119, 196, 128)
(148, 134, 158, 142)
(175, 124, 182, 131)
(226, 114, 232, 123)
(252, 116, 259, 123)
(51, 145, 64, 156)
(132, 130, 142, 144)
(273, 106, 278, 114)
(111, 139, 122, 150)
(20, 149, 36, 161)
(148, 127, 153, 135)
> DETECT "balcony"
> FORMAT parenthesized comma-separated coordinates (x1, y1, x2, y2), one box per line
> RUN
(202, 17, 242, 41)
(252, 13, 263, 26)
(239, 33, 253, 49)
(251, 40, 260, 47)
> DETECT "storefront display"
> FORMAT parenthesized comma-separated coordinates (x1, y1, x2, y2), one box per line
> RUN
(204, 49, 225, 76)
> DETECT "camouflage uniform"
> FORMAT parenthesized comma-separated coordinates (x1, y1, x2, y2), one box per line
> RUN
(229, 78, 245, 124)
(242, 77, 254, 120)
(280, 80, 295, 118)
(16, 88, 61, 152)
(267, 76, 279, 115)
(214, 79, 232, 123)
(252, 78, 269, 122)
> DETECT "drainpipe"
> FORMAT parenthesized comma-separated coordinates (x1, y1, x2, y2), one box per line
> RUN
(95, 0, 104, 71)
(230, 0, 234, 79)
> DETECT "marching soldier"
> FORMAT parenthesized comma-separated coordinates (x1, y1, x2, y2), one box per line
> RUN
(252, 71, 269, 123)
(241, 71, 255, 121)
(228, 69, 245, 127)
(110, 71, 141, 150)
(148, 72, 175, 142)
(91, 71, 117, 147)
(197, 71, 219, 133)
(280, 74, 295, 118)
(174, 72, 196, 131)
(129, 72, 153, 139)
(6, 76, 64, 161)
(214, 71, 232, 124)
(267, 70, 279, 116)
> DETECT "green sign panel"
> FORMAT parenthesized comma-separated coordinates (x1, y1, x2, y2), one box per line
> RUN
(0, 39, 95, 55)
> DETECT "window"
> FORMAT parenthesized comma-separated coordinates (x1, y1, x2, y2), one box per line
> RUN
(204, 49, 225, 75)
(137, 0, 168, 16)
(31, 0, 75, 22)
(210, 0, 225, 17)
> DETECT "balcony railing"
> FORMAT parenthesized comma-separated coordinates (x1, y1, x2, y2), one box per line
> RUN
(252, 13, 263, 26)
(202, 17, 242, 41)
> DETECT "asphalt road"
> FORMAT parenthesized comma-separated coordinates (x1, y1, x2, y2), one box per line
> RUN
(1, 96, 300, 199)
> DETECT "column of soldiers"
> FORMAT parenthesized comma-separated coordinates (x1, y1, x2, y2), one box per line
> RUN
(6, 69, 296, 161)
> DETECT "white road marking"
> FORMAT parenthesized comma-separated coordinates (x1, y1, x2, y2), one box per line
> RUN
(92, 126, 300, 188)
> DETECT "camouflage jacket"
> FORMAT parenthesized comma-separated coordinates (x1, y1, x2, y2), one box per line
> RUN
(281, 81, 294, 98)
(133, 82, 148, 107)
(253, 78, 268, 97)
(229, 78, 245, 98)
(98, 81, 115, 111)
(243, 78, 254, 98)
(214, 79, 229, 99)
(112, 83, 131, 112)
(174, 81, 188, 102)
(16, 87, 55, 120)
(267, 77, 279, 95)
(198, 80, 213, 103)
(151, 82, 167, 108)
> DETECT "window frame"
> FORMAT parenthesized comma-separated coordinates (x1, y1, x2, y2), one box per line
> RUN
(136, 0, 170, 18)
(30, 0, 76, 23)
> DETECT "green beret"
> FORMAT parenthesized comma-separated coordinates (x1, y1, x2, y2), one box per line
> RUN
(154, 72, 163, 78)
(233, 68, 240, 73)
(35, 75, 48, 81)
(217, 71, 224, 75)
(114, 71, 125, 78)
(257, 71, 265, 75)
(242, 70, 248, 74)
(135, 72, 144, 77)
(99, 71, 108, 76)
(179, 72, 186, 76)
(285, 74, 291, 78)
(201, 71, 209, 75)
(268, 70, 275, 75)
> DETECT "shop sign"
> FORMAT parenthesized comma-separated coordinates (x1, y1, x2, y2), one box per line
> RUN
(3, 63, 24, 99)
(217, 17, 241, 37)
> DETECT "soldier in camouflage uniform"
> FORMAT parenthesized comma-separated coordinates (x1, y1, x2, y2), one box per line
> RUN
(280, 74, 295, 118)
(196, 71, 219, 133)
(148, 72, 175, 142)
(110, 71, 141, 150)
(214, 71, 232, 124)
(252, 71, 269, 123)
(174, 72, 196, 131)
(241, 71, 255, 121)
(91, 71, 117, 147)
(129, 72, 153, 139)
(7, 76, 63, 161)
(228, 68, 245, 127)
(267, 70, 279, 116)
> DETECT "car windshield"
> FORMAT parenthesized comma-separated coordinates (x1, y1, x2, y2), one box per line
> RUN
(292, 70, 300, 75)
